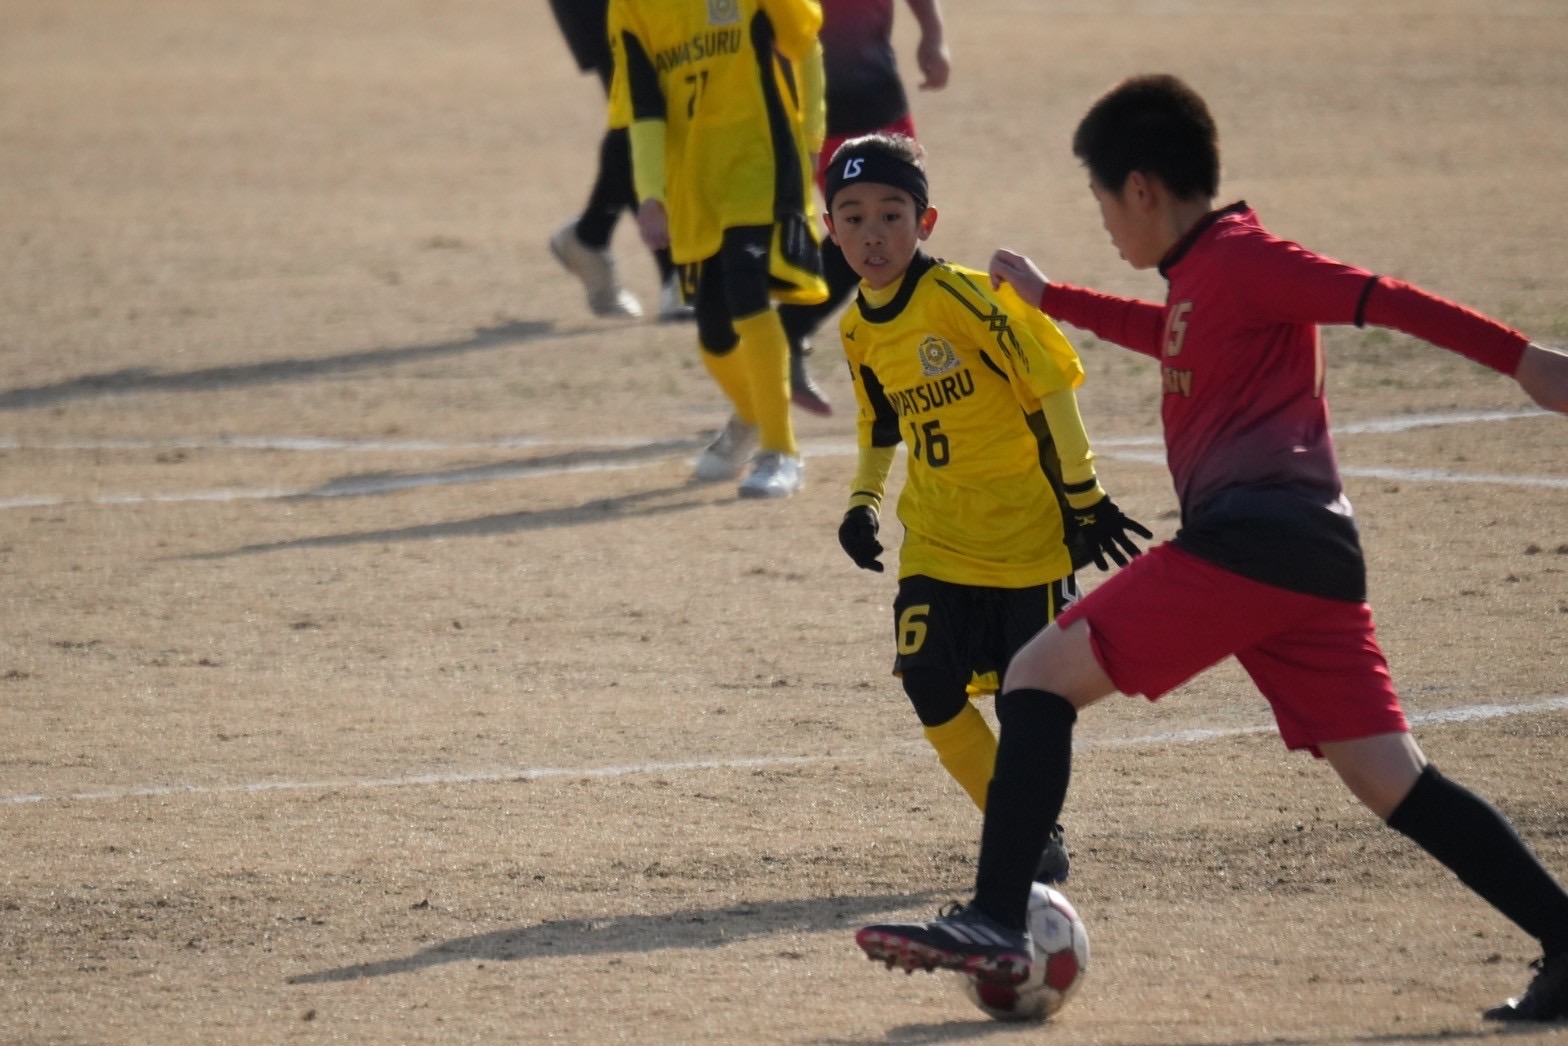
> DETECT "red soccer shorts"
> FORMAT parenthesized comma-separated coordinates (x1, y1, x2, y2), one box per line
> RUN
(1055, 543, 1408, 753)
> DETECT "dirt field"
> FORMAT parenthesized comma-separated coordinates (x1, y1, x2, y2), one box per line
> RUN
(3, 1, 1567, 1043)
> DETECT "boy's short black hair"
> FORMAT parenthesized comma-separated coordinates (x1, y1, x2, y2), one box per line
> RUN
(1072, 74, 1219, 200)
(824, 132, 929, 213)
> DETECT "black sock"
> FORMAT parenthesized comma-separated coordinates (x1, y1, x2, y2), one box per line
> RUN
(653, 247, 676, 284)
(1387, 763, 1568, 955)
(973, 689, 1076, 928)
(575, 128, 634, 250)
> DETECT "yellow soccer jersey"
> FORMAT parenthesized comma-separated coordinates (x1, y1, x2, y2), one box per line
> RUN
(609, 0, 823, 265)
(842, 253, 1091, 588)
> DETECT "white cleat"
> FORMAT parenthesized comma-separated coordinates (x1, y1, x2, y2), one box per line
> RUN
(693, 415, 758, 483)
(549, 221, 642, 319)
(738, 452, 804, 499)
(658, 274, 695, 321)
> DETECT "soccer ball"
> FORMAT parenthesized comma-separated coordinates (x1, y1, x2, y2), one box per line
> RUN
(956, 883, 1090, 1022)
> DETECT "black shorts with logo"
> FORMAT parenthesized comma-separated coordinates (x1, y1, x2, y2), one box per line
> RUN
(891, 573, 1080, 690)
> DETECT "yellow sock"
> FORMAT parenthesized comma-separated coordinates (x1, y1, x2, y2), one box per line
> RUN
(700, 344, 755, 426)
(730, 309, 795, 456)
(922, 702, 997, 812)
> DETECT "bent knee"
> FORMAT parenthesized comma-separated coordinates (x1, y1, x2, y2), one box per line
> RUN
(1003, 619, 1112, 705)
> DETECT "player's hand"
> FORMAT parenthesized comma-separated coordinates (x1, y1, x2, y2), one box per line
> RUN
(1068, 495, 1152, 571)
(989, 249, 1050, 308)
(838, 506, 884, 572)
(915, 36, 951, 90)
(636, 199, 670, 251)
(1516, 342, 1568, 414)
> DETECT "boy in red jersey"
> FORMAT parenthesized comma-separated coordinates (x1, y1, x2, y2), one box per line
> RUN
(854, 74, 1568, 1020)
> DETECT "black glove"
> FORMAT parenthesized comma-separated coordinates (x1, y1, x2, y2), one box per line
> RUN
(838, 506, 884, 572)
(1068, 495, 1152, 571)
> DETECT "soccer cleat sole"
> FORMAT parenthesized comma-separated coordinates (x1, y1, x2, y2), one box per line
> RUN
(855, 928, 1029, 985)
(790, 385, 834, 417)
(789, 356, 833, 417)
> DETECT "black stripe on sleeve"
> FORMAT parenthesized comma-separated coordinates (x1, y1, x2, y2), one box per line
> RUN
(748, 12, 806, 216)
(1353, 275, 1380, 329)
(858, 364, 903, 448)
(622, 30, 663, 122)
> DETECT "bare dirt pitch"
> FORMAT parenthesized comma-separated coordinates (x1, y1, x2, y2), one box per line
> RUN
(2, 1, 1566, 1043)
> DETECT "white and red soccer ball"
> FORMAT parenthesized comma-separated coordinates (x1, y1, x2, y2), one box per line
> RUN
(956, 883, 1090, 1022)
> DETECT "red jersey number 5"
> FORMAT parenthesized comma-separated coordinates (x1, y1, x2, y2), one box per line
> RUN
(1165, 301, 1192, 358)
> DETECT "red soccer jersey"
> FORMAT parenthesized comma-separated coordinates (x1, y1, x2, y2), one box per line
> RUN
(820, 0, 907, 136)
(1040, 203, 1528, 599)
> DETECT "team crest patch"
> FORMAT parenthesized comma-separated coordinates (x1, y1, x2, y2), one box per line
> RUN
(708, 0, 740, 26)
(917, 334, 959, 377)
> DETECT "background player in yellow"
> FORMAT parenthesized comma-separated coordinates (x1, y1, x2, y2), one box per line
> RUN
(825, 132, 1150, 879)
(545, 0, 693, 322)
(610, 0, 829, 498)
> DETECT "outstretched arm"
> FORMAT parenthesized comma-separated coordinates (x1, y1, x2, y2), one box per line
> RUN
(989, 248, 1047, 306)
(1516, 342, 1568, 413)
(990, 248, 1167, 357)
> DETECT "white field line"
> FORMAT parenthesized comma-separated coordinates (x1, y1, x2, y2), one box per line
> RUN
(1338, 465, 1568, 488)
(0, 460, 666, 510)
(0, 435, 647, 453)
(5, 694, 1565, 808)
(1096, 451, 1568, 490)
(0, 408, 1560, 510)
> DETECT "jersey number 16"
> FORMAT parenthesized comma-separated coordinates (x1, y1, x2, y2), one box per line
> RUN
(907, 419, 950, 467)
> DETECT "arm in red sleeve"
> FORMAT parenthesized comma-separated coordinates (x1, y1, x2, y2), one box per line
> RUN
(1230, 233, 1528, 375)
(1359, 277, 1528, 376)
(1039, 282, 1167, 359)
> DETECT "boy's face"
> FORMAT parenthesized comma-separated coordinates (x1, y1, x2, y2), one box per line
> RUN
(825, 181, 936, 290)
(1090, 175, 1162, 270)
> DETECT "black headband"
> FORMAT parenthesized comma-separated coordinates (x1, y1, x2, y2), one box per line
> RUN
(824, 150, 929, 213)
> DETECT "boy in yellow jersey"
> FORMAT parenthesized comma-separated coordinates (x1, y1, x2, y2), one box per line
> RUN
(546, 0, 692, 322)
(826, 133, 1150, 880)
(609, 0, 830, 498)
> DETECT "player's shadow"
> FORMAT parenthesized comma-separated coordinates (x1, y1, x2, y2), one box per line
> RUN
(819, 1022, 1517, 1045)
(180, 465, 724, 560)
(287, 888, 1524, 1046)
(0, 320, 555, 410)
(287, 891, 941, 985)
(813, 1022, 1056, 1044)
(285, 437, 705, 502)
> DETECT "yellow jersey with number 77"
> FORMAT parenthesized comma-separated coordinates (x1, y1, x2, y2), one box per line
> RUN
(609, 0, 824, 274)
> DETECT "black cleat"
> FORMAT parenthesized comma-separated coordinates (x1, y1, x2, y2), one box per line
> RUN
(1484, 953, 1568, 1022)
(1035, 823, 1070, 884)
(789, 343, 833, 417)
(856, 902, 1031, 985)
